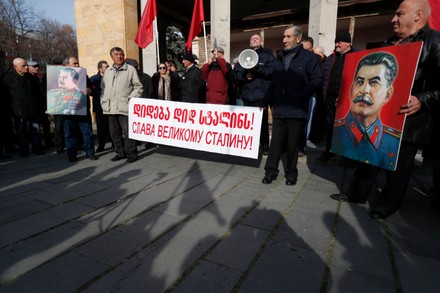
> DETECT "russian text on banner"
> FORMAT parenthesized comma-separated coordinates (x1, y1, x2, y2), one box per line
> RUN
(129, 98, 263, 159)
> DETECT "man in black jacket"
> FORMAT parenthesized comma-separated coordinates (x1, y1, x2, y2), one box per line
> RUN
(262, 26, 323, 186)
(330, 0, 440, 219)
(180, 53, 205, 103)
(234, 34, 276, 155)
(2, 58, 44, 157)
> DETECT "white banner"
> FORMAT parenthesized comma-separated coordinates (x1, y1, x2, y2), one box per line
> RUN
(129, 98, 263, 159)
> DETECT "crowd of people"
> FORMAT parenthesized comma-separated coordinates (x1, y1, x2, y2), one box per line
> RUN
(0, 0, 438, 219)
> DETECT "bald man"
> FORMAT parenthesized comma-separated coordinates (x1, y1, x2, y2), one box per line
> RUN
(2, 58, 44, 157)
(330, 0, 440, 219)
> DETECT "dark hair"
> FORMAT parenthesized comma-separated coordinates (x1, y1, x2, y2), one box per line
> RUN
(110, 47, 124, 56)
(355, 52, 398, 87)
(97, 60, 108, 69)
(60, 67, 79, 81)
(301, 36, 314, 47)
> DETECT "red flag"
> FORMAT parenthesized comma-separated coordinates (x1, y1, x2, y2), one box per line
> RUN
(134, 0, 157, 48)
(186, 0, 205, 51)
(429, 0, 440, 30)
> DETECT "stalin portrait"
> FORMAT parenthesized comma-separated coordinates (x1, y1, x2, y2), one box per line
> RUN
(47, 67, 87, 115)
(331, 52, 401, 170)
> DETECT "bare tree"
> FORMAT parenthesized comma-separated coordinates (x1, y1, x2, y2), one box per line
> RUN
(0, 0, 77, 73)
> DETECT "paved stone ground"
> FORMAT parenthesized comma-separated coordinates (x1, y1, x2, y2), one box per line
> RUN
(0, 144, 439, 292)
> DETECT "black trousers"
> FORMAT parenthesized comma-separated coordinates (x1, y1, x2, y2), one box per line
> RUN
(324, 96, 337, 152)
(243, 101, 269, 147)
(265, 118, 306, 180)
(95, 112, 110, 149)
(346, 142, 419, 214)
(108, 114, 137, 160)
(53, 115, 65, 149)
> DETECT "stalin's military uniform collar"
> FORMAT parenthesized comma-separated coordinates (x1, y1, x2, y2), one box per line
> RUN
(345, 112, 383, 150)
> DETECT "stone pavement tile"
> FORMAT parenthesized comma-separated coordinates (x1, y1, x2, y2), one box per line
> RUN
(81, 212, 232, 292)
(0, 179, 54, 199)
(241, 192, 297, 231)
(36, 183, 91, 205)
(276, 209, 334, 254)
(172, 260, 241, 293)
(326, 265, 394, 293)
(0, 202, 93, 248)
(0, 190, 43, 211)
(0, 251, 109, 292)
(393, 251, 440, 293)
(338, 202, 372, 220)
(330, 216, 393, 280)
(206, 224, 270, 271)
(77, 210, 181, 266)
(0, 221, 99, 284)
(0, 199, 52, 225)
(239, 241, 325, 292)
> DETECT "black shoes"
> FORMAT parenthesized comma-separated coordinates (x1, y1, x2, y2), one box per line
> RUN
(86, 154, 99, 160)
(285, 178, 297, 186)
(68, 156, 77, 162)
(56, 148, 64, 154)
(369, 207, 390, 219)
(125, 157, 138, 164)
(329, 193, 366, 204)
(110, 154, 127, 161)
(262, 175, 277, 184)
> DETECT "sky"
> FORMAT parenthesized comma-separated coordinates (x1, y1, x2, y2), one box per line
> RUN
(26, 0, 76, 27)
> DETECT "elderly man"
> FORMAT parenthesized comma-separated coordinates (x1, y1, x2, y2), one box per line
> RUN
(180, 53, 205, 103)
(234, 34, 276, 155)
(262, 26, 323, 185)
(101, 47, 143, 164)
(330, 0, 440, 219)
(2, 58, 44, 157)
(331, 52, 401, 170)
(321, 31, 358, 161)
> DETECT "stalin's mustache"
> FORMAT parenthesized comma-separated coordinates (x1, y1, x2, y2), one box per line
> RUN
(353, 94, 374, 106)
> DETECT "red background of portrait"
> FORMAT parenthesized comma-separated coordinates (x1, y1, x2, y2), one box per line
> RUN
(335, 42, 423, 131)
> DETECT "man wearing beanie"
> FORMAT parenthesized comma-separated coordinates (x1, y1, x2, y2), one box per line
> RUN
(320, 31, 358, 161)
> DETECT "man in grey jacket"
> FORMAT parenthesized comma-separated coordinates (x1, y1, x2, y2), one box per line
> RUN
(101, 47, 143, 164)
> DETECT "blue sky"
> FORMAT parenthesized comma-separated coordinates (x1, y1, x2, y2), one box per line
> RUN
(27, 0, 76, 27)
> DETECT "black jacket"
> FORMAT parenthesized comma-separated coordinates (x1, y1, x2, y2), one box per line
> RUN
(2, 70, 42, 121)
(234, 47, 276, 103)
(151, 71, 181, 101)
(385, 24, 440, 143)
(264, 45, 323, 119)
(180, 65, 205, 103)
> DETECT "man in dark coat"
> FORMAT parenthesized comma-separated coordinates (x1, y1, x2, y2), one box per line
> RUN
(330, 0, 440, 219)
(320, 31, 358, 161)
(261, 26, 323, 186)
(180, 53, 205, 103)
(2, 58, 44, 157)
(90, 60, 111, 153)
(234, 34, 276, 154)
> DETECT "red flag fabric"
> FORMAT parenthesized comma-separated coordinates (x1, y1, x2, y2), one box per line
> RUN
(429, 0, 440, 30)
(134, 0, 157, 48)
(186, 0, 205, 51)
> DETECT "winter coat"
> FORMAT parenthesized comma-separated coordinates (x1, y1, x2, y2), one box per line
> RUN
(264, 45, 323, 119)
(100, 63, 143, 116)
(202, 57, 231, 104)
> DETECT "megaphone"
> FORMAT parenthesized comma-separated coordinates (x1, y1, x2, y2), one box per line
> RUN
(238, 49, 259, 69)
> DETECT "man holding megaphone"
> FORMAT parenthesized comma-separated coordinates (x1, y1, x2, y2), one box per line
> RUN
(234, 34, 277, 155)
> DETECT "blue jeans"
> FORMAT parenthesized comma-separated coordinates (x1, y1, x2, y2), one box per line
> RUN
(63, 119, 94, 158)
(300, 96, 317, 152)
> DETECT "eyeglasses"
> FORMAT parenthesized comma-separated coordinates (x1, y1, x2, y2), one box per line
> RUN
(159, 67, 166, 70)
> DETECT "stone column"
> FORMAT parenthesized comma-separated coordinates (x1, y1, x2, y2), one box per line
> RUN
(308, 0, 338, 56)
(210, 0, 231, 62)
(74, 0, 139, 75)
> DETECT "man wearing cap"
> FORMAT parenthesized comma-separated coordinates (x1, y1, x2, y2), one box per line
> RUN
(180, 53, 205, 103)
(201, 47, 232, 104)
(321, 31, 358, 161)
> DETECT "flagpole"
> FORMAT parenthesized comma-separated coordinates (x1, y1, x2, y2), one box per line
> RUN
(202, 20, 208, 64)
(153, 18, 160, 65)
